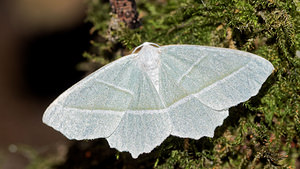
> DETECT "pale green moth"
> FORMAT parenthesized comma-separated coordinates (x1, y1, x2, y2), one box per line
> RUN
(43, 42, 274, 158)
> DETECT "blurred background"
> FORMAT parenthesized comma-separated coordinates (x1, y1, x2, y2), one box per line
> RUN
(0, 0, 91, 168)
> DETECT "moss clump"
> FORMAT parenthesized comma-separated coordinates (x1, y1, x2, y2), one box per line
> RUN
(77, 0, 300, 168)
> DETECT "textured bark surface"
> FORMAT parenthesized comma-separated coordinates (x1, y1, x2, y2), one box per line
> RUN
(109, 0, 141, 29)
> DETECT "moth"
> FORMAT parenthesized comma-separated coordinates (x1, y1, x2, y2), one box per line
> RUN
(43, 42, 274, 158)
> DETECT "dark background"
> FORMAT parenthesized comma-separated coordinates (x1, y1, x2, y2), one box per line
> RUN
(0, 0, 91, 168)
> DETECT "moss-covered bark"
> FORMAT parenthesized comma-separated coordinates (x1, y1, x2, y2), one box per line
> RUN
(79, 0, 300, 168)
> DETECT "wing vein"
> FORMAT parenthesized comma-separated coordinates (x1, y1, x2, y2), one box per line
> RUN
(195, 63, 248, 97)
(177, 56, 208, 83)
(95, 79, 134, 96)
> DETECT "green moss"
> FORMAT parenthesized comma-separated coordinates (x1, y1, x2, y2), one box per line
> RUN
(82, 0, 299, 168)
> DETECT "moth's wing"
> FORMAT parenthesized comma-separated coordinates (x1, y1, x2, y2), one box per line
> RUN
(107, 109, 171, 158)
(159, 45, 273, 139)
(159, 56, 228, 139)
(43, 55, 138, 140)
(160, 45, 274, 110)
(169, 96, 229, 139)
(106, 65, 172, 158)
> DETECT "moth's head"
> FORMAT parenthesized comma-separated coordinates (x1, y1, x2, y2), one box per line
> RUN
(132, 42, 161, 56)
(133, 42, 161, 69)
